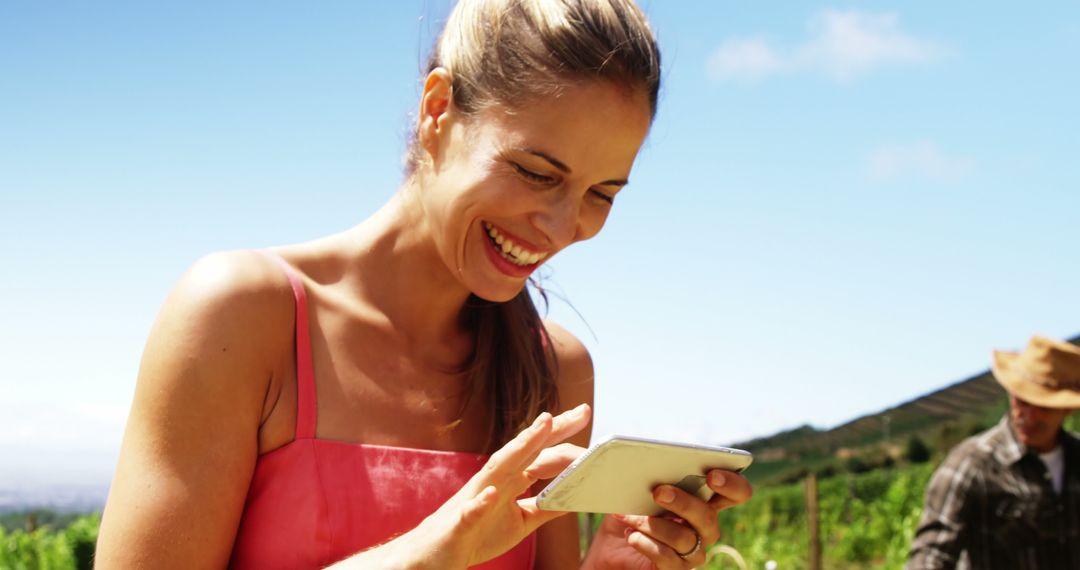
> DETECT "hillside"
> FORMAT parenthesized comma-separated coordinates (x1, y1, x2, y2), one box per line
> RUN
(738, 334, 1080, 484)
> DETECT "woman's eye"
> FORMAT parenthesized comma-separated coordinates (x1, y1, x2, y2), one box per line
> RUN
(590, 189, 615, 204)
(513, 163, 555, 184)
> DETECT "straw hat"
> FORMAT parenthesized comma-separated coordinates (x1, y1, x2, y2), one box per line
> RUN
(992, 335, 1080, 409)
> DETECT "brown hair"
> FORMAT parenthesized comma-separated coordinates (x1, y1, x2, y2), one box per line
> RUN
(418, 0, 661, 451)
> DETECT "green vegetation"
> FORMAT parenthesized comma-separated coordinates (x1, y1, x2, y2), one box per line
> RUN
(904, 435, 931, 463)
(741, 391, 1009, 487)
(0, 513, 98, 570)
(714, 462, 935, 569)
(0, 512, 90, 534)
(704, 366, 1025, 568)
(8, 363, 1078, 569)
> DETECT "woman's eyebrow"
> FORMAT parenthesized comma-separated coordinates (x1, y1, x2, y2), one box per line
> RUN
(523, 148, 571, 173)
(522, 148, 629, 187)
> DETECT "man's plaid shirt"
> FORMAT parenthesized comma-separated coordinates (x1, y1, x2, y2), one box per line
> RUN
(907, 415, 1080, 569)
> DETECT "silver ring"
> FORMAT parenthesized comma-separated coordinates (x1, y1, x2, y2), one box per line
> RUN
(676, 532, 702, 560)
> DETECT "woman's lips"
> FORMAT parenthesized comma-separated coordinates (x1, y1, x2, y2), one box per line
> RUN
(481, 223, 544, 278)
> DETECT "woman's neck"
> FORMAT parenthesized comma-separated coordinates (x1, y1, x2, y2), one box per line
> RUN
(344, 188, 473, 356)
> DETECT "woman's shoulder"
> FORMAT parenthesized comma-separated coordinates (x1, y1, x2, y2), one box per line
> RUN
(542, 320, 594, 409)
(97, 250, 299, 567)
(152, 249, 298, 369)
(542, 321, 592, 373)
(176, 249, 295, 305)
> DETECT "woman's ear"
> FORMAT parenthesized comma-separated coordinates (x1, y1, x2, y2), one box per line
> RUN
(417, 68, 454, 165)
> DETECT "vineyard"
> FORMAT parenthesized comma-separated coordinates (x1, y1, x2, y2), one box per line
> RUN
(4, 464, 934, 570)
(7, 332, 1077, 570)
(712, 462, 935, 569)
(0, 514, 98, 570)
(738, 372, 1012, 486)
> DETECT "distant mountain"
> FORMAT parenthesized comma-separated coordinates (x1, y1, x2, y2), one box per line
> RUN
(0, 482, 109, 514)
(0, 446, 115, 514)
(738, 334, 1080, 484)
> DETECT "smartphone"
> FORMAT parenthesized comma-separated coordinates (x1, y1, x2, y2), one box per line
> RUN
(535, 434, 752, 516)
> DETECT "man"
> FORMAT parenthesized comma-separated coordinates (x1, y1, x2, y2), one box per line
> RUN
(907, 335, 1080, 569)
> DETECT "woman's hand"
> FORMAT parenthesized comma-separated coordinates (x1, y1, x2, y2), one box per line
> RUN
(334, 404, 591, 569)
(581, 469, 752, 569)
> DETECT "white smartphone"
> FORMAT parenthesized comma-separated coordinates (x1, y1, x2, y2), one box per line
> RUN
(535, 434, 753, 516)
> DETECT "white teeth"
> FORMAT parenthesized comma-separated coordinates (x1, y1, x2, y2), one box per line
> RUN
(484, 223, 545, 267)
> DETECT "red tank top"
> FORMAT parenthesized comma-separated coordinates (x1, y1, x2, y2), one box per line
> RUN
(229, 252, 536, 569)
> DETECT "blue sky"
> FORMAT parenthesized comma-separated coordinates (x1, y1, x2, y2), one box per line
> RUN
(3, 1, 1078, 486)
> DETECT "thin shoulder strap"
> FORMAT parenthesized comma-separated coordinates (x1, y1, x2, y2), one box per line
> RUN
(257, 250, 317, 440)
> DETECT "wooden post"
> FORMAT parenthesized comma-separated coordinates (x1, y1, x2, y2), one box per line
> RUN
(805, 473, 821, 570)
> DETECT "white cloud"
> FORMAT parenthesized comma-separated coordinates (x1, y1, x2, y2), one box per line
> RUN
(708, 9, 942, 82)
(866, 141, 975, 183)
(706, 37, 784, 82)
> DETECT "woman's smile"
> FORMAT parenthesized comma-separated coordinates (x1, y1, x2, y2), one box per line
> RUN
(481, 221, 549, 277)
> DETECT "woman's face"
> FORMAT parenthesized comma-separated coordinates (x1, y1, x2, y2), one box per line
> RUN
(421, 80, 652, 302)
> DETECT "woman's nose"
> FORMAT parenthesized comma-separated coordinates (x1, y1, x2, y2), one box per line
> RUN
(532, 192, 580, 248)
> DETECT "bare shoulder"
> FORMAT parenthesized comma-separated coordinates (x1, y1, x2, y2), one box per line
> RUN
(152, 249, 297, 367)
(542, 321, 594, 436)
(171, 249, 295, 322)
(96, 250, 297, 568)
(543, 320, 594, 390)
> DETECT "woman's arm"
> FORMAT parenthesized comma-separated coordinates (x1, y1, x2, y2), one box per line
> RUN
(534, 321, 596, 570)
(96, 251, 296, 568)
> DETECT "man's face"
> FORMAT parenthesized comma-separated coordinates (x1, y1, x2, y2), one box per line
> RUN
(1008, 394, 1074, 453)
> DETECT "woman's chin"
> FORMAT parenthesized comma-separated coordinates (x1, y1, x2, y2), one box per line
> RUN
(468, 280, 528, 304)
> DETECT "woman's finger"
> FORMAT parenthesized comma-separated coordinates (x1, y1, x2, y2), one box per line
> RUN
(611, 514, 699, 557)
(486, 402, 589, 476)
(523, 442, 585, 481)
(515, 496, 573, 532)
(545, 403, 591, 445)
(651, 485, 721, 546)
(480, 412, 554, 482)
(705, 469, 753, 511)
(625, 529, 703, 570)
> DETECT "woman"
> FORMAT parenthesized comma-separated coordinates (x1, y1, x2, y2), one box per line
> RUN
(96, 0, 751, 568)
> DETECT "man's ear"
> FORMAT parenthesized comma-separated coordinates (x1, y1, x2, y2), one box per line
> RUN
(417, 68, 454, 164)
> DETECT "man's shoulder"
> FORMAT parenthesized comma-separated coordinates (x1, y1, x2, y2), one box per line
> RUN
(1062, 428, 1080, 455)
(939, 421, 1010, 469)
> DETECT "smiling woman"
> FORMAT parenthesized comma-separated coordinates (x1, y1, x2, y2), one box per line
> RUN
(93, 1, 751, 569)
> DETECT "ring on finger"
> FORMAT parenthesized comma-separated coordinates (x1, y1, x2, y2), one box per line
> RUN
(676, 531, 702, 560)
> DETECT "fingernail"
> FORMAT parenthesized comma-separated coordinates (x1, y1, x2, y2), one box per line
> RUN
(657, 486, 675, 504)
(710, 471, 727, 487)
(532, 412, 550, 429)
(623, 527, 633, 539)
(611, 513, 628, 522)
(574, 403, 588, 416)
